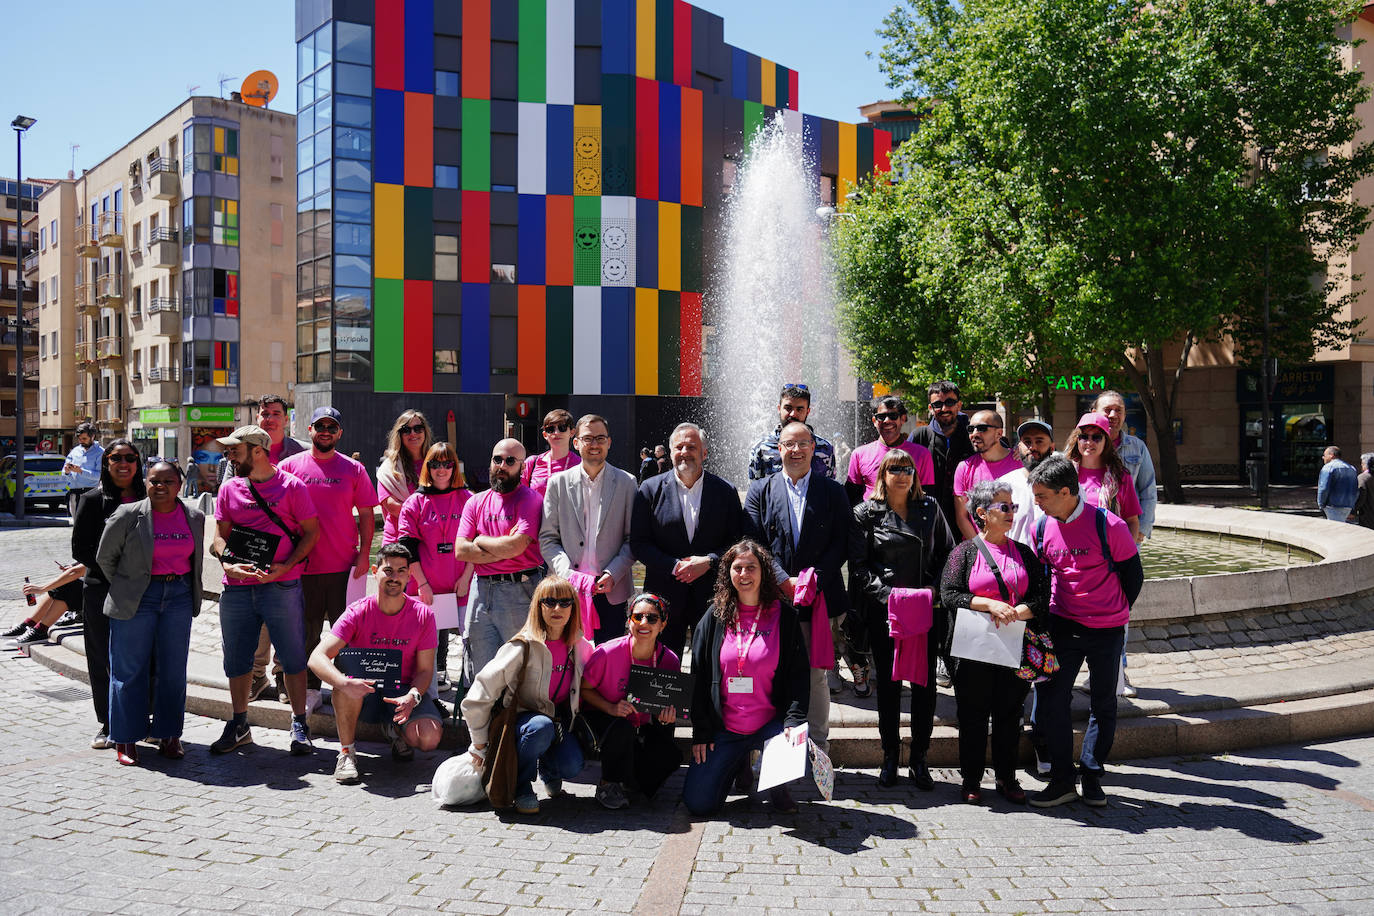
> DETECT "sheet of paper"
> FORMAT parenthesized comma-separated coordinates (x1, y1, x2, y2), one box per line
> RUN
(950, 608, 1025, 669)
(432, 592, 462, 631)
(344, 568, 375, 607)
(757, 723, 809, 792)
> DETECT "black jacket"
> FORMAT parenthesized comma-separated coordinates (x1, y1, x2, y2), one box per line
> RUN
(743, 472, 850, 621)
(938, 537, 1050, 623)
(689, 602, 810, 743)
(72, 488, 126, 586)
(847, 495, 956, 631)
(910, 416, 973, 530)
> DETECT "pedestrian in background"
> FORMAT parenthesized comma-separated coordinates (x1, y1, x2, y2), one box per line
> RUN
(1353, 453, 1374, 530)
(1317, 446, 1358, 522)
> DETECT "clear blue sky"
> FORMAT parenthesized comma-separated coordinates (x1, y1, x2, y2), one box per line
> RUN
(8, 0, 898, 181)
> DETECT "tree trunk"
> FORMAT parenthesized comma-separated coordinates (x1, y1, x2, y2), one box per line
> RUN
(1120, 347, 1187, 504)
(1039, 378, 1054, 426)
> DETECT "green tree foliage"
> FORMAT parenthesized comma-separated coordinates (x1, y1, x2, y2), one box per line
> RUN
(833, 0, 1374, 501)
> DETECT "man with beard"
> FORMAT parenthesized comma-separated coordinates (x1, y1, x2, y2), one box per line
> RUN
(909, 381, 973, 533)
(279, 407, 378, 713)
(747, 384, 837, 481)
(209, 426, 321, 755)
(845, 395, 935, 502)
(952, 409, 1023, 541)
(1000, 419, 1057, 548)
(456, 438, 546, 677)
(630, 423, 743, 656)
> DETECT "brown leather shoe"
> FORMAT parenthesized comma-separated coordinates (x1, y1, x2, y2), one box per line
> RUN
(115, 743, 138, 766)
(157, 737, 185, 760)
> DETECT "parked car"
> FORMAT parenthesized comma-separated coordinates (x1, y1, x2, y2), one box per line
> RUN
(0, 454, 73, 513)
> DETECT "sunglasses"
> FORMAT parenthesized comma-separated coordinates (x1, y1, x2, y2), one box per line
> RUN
(401, 423, 426, 435)
(540, 597, 575, 608)
(313, 422, 340, 432)
(542, 423, 570, 434)
(427, 460, 455, 469)
(1077, 432, 1106, 443)
(491, 455, 520, 466)
(929, 397, 959, 409)
(107, 454, 140, 465)
(782, 382, 809, 392)
(989, 502, 1017, 513)
(886, 466, 916, 476)
(873, 411, 905, 422)
(968, 423, 1002, 433)
(630, 612, 662, 624)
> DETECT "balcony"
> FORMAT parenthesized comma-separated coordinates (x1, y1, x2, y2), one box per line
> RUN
(96, 336, 123, 363)
(74, 282, 98, 315)
(22, 305, 38, 326)
(22, 251, 38, 274)
(146, 297, 181, 336)
(75, 400, 94, 420)
(148, 226, 179, 270)
(146, 366, 180, 402)
(22, 356, 38, 379)
(97, 211, 124, 247)
(74, 222, 99, 256)
(23, 408, 40, 428)
(148, 158, 179, 200)
(95, 274, 124, 306)
(74, 341, 95, 367)
(96, 399, 125, 431)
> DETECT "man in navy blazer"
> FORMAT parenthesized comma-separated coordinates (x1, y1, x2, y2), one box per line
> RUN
(743, 421, 850, 750)
(629, 422, 743, 656)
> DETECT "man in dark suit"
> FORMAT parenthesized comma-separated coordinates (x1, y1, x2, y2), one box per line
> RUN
(630, 423, 743, 656)
(743, 421, 850, 751)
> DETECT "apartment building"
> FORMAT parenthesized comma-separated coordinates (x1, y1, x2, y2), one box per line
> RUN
(35, 96, 296, 470)
(1, 178, 49, 454)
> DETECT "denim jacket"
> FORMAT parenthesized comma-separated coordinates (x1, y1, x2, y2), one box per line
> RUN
(1318, 459, 1359, 509)
(1115, 433, 1157, 538)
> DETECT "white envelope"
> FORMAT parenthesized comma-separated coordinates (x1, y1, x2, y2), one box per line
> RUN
(950, 608, 1025, 669)
(757, 723, 809, 791)
(432, 592, 462, 630)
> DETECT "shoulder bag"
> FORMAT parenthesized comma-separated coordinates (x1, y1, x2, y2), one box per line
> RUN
(973, 537, 1058, 683)
(482, 639, 531, 809)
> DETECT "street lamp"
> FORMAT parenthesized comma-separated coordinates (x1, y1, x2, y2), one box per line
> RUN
(1258, 146, 1274, 510)
(11, 115, 34, 519)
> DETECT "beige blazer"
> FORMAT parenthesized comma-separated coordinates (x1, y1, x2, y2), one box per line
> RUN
(461, 634, 593, 747)
(538, 463, 637, 604)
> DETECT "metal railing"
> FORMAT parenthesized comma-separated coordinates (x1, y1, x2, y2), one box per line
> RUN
(147, 366, 180, 382)
(22, 356, 38, 378)
(74, 341, 94, 364)
(148, 225, 177, 246)
(95, 274, 123, 303)
(22, 251, 38, 273)
(96, 336, 122, 360)
(147, 296, 178, 315)
(96, 211, 124, 243)
(73, 222, 98, 251)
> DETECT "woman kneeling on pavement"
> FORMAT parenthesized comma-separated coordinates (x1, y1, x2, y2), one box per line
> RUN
(939, 479, 1049, 804)
(462, 576, 593, 814)
(682, 539, 810, 816)
(580, 593, 684, 808)
(95, 459, 205, 766)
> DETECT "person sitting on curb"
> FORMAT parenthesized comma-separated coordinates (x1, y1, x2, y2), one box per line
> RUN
(3, 562, 87, 648)
(308, 544, 443, 785)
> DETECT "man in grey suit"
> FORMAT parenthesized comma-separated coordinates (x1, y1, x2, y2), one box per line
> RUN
(539, 414, 638, 644)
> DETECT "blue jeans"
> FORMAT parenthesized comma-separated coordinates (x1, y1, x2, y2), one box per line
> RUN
(1323, 505, 1354, 522)
(219, 580, 306, 679)
(464, 575, 539, 681)
(1038, 617, 1124, 782)
(681, 719, 783, 816)
(108, 579, 194, 744)
(515, 711, 585, 798)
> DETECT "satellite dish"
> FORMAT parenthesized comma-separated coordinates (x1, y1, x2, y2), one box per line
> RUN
(240, 70, 279, 108)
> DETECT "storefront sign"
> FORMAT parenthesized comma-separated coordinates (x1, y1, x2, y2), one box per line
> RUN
(1236, 365, 1334, 404)
(186, 406, 237, 423)
(139, 408, 181, 424)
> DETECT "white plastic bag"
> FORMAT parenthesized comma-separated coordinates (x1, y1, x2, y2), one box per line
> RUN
(432, 753, 485, 807)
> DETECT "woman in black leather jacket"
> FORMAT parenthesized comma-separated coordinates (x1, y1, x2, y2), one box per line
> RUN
(848, 447, 955, 789)
(71, 439, 145, 749)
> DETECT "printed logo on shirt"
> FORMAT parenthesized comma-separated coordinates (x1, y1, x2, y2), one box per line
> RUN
(369, 634, 412, 647)
(295, 475, 344, 487)
(153, 532, 190, 541)
(1043, 547, 1093, 559)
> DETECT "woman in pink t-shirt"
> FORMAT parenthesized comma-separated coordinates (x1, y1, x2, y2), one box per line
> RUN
(94, 460, 206, 767)
(376, 410, 432, 543)
(398, 441, 473, 690)
(521, 408, 581, 497)
(1065, 412, 1141, 542)
(580, 593, 684, 808)
(682, 540, 810, 817)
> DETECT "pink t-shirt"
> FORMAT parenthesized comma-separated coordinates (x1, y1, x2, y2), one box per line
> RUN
(397, 488, 472, 594)
(719, 602, 782, 735)
(376, 474, 418, 544)
(547, 638, 575, 705)
(968, 538, 1030, 603)
(214, 470, 318, 584)
(953, 451, 1025, 498)
(846, 439, 936, 500)
(1037, 504, 1138, 627)
(584, 635, 682, 727)
(268, 440, 286, 465)
(523, 450, 581, 498)
(278, 451, 379, 575)
(457, 485, 544, 575)
(331, 594, 438, 685)
(1077, 466, 1142, 521)
(150, 506, 194, 576)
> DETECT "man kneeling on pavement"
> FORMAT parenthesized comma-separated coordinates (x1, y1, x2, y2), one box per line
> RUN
(309, 544, 443, 784)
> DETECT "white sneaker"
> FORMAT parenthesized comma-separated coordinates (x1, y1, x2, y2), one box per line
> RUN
(305, 688, 322, 715)
(1120, 674, 1137, 699)
(334, 748, 360, 784)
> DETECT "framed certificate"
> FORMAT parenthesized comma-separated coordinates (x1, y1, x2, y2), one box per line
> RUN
(222, 526, 281, 570)
(626, 667, 694, 719)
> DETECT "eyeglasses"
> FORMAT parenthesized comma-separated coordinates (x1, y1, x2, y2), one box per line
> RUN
(313, 422, 340, 432)
(886, 466, 916, 476)
(1077, 432, 1106, 443)
(630, 612, 662, 624)
(542, 422, 570, 434)
(578, 434, 609, 445)
(401, 423, 426, 435)
(989, 502, 1017, 513)
(873, 411, 904, 422)
(427, 460, 456, 469)
(107, 454, 140, 465)
(779, 440, 813, 451)
(929, 397, 959, 409)
(492, 455, 520, 466)
(540, 597, 575, 608)
(968, 423, 1002, 433)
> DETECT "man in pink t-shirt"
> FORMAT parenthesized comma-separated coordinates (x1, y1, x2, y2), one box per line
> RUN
(1026, 455, 1144, 810)
(845, 395, 936, 503)
(279, 406, 379, 708)
(952, 409, 1024, 541)
(456, 437, 546, 678)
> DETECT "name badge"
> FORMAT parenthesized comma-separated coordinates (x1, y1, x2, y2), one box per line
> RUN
(436, 542, 454, 554)
(726, 676, 754, 694)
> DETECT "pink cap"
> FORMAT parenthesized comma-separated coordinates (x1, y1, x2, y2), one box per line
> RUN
(1076, 412, 1111, 436)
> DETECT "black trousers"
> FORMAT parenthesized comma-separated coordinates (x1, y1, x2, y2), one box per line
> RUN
(868, 609, 942, 759)
(583, 708, 683, 797)
(590, 594, 629, 646)
(953, 658, 1029, 787)
(82, 583, 111, 726)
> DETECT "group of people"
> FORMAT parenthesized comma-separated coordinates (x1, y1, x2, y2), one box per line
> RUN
(5, 380, 1160, 818)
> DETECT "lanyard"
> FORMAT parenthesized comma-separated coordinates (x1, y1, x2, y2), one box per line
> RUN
(732, 608, 764, 677)
(627, 637, 661, 670)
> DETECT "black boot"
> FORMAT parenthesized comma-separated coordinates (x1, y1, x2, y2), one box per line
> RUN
(908, 754, 934, 791)
(877, 751, 899, 787)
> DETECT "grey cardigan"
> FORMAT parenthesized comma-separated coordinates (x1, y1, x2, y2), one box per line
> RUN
(96, 498, 206, 620)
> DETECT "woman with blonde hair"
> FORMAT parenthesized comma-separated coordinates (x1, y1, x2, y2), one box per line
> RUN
(461, 576, 593, 814)
(376, 410, 432, 544)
